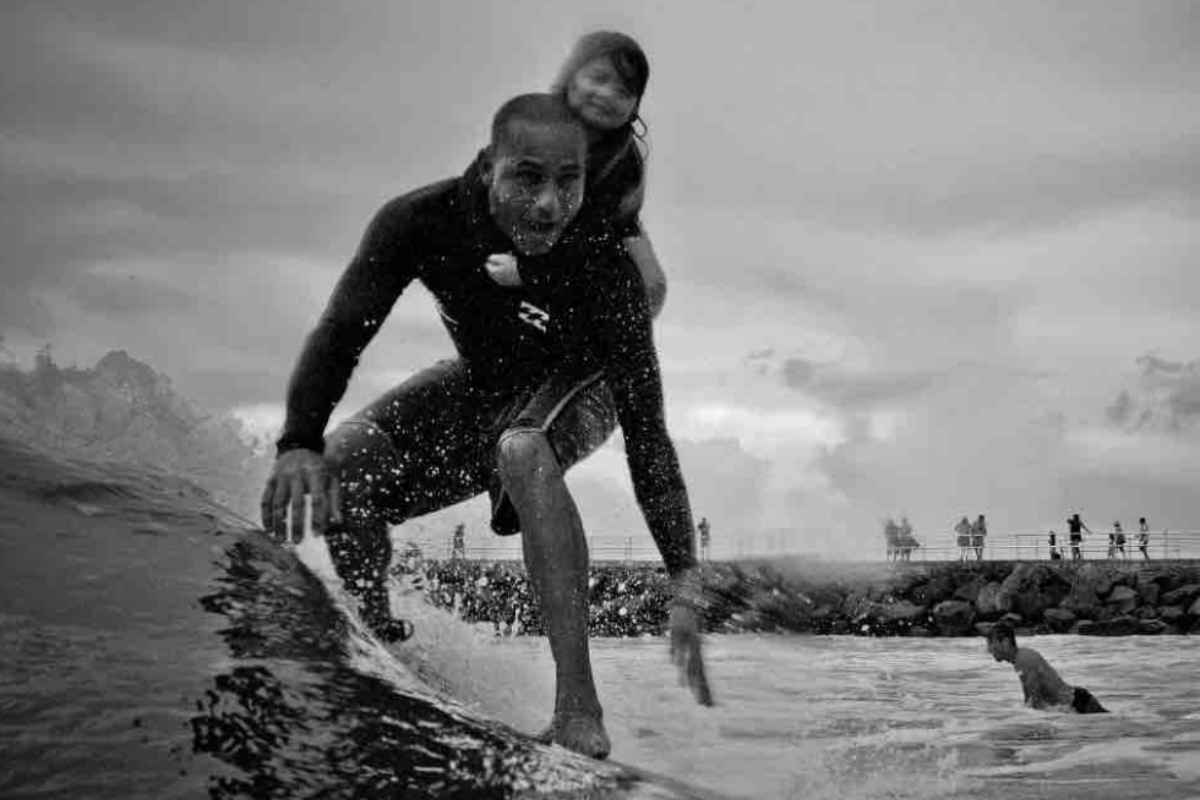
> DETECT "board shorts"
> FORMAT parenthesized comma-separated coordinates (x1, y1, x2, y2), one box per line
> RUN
(323, 358, 617, 536)
(1071, 686, 1107, 714)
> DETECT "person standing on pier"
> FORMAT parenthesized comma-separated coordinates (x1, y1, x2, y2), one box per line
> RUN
(972, 514, 988, 561)
(955, 516, 972, 561)
(697, 517, 711, 562)
(1138, 517, 1150, 560)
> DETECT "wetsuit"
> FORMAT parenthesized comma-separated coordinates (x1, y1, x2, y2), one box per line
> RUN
(276, 163, 696, 596)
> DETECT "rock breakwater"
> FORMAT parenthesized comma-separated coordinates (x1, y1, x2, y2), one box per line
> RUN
(416, 558, 1200, 638)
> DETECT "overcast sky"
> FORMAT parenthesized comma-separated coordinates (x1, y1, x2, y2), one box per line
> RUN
(3, 0, 1199, 556)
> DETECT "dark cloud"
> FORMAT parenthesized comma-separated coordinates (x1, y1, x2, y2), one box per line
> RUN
(778, 356, 936, 410)
(1105, 389, 1133, 426)
(1138, 354, 1188, 377)
(67, 271, 198, 317)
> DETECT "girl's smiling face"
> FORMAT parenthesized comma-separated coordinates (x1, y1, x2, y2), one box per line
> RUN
(565, 55, 639, 132)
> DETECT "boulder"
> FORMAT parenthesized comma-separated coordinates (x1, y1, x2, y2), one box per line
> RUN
(1138, 619, 1172, 635)
(1158, 605, 1186, 623)
(1062, 563, 1111, 618)
(1090, 565, 1116, 598)
(1043, 608, 1076, 632)
(1077, 615, 1141, 636)
(917, 573, 956, 606)
(1191, 597, 1200, 619)
(841, 592, 870, 617)
(1161, 584, 1200, 607)
(974, 581, 1010, 618)
(999, 564, 1068, 621)
(953, 578, 983, 603)
(1106, 585, 1138, 615)
(1137, 581, 1160, 607)
(877, 599, 927, 624)
(932, 599, 977, 636)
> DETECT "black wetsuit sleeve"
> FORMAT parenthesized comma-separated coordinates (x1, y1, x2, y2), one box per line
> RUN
(599, 267, 696, 577)
(276, 198, 420, 454)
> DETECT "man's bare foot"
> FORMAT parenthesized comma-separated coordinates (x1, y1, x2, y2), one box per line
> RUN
(535, 712, 611, 759)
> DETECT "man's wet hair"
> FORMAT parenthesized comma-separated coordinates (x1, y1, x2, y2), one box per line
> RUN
(490, 93, 585, 152)
(989, 621, 1017, 644)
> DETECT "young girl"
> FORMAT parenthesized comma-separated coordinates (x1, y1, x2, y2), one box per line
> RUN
(484, 30, 667, 316)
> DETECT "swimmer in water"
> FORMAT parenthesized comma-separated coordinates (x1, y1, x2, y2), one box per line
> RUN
(987, 621, 1106, 713)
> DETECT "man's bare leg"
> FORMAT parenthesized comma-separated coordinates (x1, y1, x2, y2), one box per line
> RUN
(498, 431, 610, 759)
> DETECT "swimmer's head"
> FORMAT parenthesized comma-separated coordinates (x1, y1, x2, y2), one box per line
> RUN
(482, 93, 587, 255)
(552, 31, 649, 134)
(987, 621, 1018, 663)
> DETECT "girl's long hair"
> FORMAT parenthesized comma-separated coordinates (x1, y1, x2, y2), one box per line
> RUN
(549, 31, 650, 188)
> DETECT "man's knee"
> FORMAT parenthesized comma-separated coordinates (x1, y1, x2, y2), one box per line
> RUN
(497, 429, 562, 491)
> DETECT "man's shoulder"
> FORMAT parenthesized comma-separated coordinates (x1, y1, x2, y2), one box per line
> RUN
(1015, 647, 1047, 668)
(374, 176, 461, 226)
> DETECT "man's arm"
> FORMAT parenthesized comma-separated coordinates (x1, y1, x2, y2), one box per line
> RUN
(600, 284, 695, 578)
(276, 197, 421, 454)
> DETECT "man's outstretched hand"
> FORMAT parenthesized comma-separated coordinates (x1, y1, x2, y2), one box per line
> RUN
(669, 600, 714, 707)
(260, 449, 342, 544)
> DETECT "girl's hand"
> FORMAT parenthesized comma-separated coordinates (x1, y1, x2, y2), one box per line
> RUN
(485, 253, 522, 287)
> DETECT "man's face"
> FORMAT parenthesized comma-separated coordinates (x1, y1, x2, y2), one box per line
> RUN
(988, 636, 1015, 663)
(485, 119, 586, 256)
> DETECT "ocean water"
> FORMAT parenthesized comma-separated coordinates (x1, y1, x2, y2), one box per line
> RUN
(393, 596, 1200, 800)
(2, 443, 1199, 799)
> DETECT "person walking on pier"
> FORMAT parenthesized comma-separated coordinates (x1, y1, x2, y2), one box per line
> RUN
(1138, 517, 1150, 560)
(1067, 513, 1089, 559)
(697, 517, 711, 562)
(1048, 530, 1062, 560)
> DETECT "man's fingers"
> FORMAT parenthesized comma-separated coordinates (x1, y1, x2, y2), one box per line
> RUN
(329, 475, 343, 525)
(260, 476, 277, 532)
(272, 481, 290, 542)
(309, 470, 328, 537)
(288, 477, 306, 544)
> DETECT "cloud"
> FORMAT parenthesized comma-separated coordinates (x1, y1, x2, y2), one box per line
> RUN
(1104, 353, 1200, 435)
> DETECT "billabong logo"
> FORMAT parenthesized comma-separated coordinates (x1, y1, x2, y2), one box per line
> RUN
(518, 301, 550, 333)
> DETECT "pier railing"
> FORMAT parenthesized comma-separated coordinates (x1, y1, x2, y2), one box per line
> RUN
(416, 529, 1200, 564)
(889, 529, 1200, 563)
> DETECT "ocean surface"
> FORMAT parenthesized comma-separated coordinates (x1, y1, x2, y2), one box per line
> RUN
(2, 440, 1199, 799)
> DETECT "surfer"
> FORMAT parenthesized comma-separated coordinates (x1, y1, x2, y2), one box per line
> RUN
(986, 621, 1107, 713)
(260, 93, 711, 759)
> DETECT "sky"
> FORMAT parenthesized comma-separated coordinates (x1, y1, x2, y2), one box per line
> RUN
(3, 0, 1199, 558)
